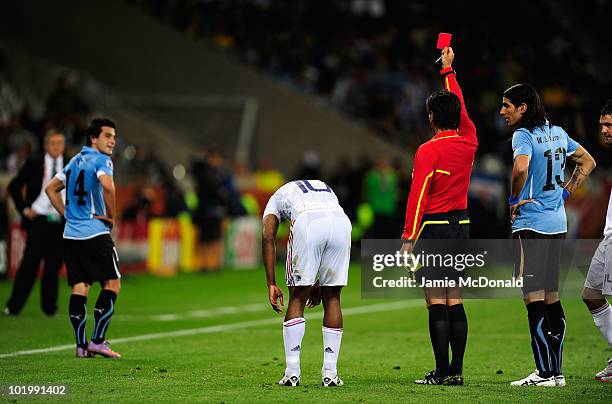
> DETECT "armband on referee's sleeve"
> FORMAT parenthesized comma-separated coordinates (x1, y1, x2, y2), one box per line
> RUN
(439, 67, 456, 77)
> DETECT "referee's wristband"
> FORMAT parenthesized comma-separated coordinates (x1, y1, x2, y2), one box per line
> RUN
(508, 195, 520, 205)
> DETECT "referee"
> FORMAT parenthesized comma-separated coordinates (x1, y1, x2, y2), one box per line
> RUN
(401, 47, 478, 385)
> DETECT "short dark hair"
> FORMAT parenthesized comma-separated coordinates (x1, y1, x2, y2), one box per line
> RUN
(426, 90, 461, 130)
(86, 118, 116, 146)
(601, 99, 612, 116)
(503, 84, 546, 131)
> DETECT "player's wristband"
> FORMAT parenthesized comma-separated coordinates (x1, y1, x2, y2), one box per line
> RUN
(562, 188, 570, 201)
(508, 195, 520, 205)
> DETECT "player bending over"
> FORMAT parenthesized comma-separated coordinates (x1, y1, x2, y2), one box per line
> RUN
(262, 180, 352, 387)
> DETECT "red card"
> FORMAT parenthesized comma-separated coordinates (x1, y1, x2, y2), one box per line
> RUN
(436, 33, 452, 49)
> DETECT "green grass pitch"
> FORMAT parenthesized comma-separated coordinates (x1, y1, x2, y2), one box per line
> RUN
(0, 265, 610, 402)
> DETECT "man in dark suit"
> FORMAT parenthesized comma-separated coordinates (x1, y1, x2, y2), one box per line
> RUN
(4, 130, 66, 316)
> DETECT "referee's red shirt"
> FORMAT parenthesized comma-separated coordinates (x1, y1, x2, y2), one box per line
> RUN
(401, 67, 478, 241)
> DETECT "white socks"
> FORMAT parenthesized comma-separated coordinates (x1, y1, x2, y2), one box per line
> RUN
(592, 303, 612, 346)
(322, 326, 343, 378)
(283, 317, 305, 377)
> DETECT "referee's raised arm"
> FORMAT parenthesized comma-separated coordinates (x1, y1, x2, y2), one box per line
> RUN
(439, 47, 477, 144)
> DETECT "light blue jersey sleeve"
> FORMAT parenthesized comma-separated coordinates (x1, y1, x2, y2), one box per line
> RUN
(565, 130, 580, 155)
(96, 155, 114, 178)
(512, 129, 533, 159)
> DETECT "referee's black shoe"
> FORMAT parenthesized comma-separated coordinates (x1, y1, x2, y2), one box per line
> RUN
(414, 370, 450, 385)
(446, 374, 464, 385)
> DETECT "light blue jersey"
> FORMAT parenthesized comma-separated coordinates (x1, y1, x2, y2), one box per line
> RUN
(58, 146, 114, 239)
(511, 121, 580, 234)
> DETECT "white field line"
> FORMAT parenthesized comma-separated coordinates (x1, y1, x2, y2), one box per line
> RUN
(115, 303, 270, 322)
(0, 301, 421, 359)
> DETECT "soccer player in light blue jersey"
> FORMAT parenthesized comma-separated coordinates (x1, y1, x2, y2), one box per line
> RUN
(46, 118, 122, 359)
(500, 84, 596, 386)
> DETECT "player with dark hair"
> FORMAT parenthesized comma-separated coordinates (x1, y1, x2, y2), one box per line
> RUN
(401, 47, 478, 385)
(500, 85, 596, 386)
(582, 99, 612, 382)
(46, 117, 122, 358)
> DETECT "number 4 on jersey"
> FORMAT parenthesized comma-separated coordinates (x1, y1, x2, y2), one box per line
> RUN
(65, 169, 88, 206)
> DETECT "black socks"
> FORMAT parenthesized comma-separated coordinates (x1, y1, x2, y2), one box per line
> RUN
(448, 304, 468, 376)
(91, 290, 117, 344)
(526, 301, 553, 378)
(428, 304, 450, 378)
(545, 301, 566, 376)
(69, 294, 88, 349)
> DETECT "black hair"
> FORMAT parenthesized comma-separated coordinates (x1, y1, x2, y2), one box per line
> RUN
(503, 84, 546, 131)
(425, 90, 461, 130)
(85, 118, 116, 146)
(601, 99, 612, 116)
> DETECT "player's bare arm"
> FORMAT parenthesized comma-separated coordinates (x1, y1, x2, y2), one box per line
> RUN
(564, 146, 596, 194)
(96, 174, 116, 229)
(45, 176, 66, 216)
(262, 214, 283, 314)
(509, 154, 530, 221)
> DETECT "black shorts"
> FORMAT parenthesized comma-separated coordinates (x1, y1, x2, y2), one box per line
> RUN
(513, 230, 565, 294)
(414, 210, 470, 289)
(418, 210, 470, 240)
(64, 234, 121, 286)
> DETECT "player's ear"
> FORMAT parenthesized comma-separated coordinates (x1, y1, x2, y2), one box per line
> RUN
(518, 103, 528, 114)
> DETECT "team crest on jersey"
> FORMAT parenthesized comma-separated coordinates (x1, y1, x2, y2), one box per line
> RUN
(106, 159, 113, 169)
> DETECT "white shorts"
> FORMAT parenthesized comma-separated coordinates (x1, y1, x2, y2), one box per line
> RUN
(286, 210, 351, 287)
(584, 239, 612, 296)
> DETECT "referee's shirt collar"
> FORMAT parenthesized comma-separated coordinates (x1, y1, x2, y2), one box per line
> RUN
(431, 130, 459, 141)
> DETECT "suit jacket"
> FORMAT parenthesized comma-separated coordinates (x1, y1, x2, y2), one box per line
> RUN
(8, 154, 65, 229)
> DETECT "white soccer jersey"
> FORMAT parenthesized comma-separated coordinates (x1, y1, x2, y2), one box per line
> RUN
(263, 180, 343, 221)
(263, 180, 351, 287)
(604, 188, 612, 240)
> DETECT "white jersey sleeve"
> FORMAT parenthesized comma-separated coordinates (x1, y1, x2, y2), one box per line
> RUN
(262, 180, 342, 222)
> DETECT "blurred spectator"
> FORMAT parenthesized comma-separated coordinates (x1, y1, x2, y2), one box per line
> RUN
(293, 150, 322, 180)
(254, 158, 285, 193)
(4, 130, 66, 316)
(330, 157, 362, 222)
(192, 148, 245, 270)
(364, 155, 398, 238)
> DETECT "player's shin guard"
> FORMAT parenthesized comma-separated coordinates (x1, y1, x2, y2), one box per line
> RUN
(428, 304, 450, 378)
(526, 301, 553, 378)
(91, 290, 117, 344)
(448, 304, 468, 376)
(591, 302, 612, 346)
(322, 326, 343, 379)
(283, 317, 305, 377)
(545, 301, 566, 375)
(69, 294, 88, 349)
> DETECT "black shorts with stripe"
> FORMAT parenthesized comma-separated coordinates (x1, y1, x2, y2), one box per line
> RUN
(512, 230, 565, 294)
(64, 234, 121, 286)
(415, 210, 470, 286)
(418, 209, 470, 240)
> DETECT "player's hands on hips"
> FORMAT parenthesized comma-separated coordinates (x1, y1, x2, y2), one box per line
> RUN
(441, 47, 454, 69)
(95, 215, 114, 229)
(268, 284, 284, 314)
(306, 281, 321, 308)
(509, 199, 535, 224)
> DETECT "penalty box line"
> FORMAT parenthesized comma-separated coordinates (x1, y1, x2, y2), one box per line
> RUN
(0, 301, 421, 359)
